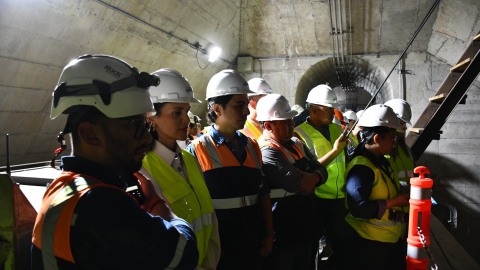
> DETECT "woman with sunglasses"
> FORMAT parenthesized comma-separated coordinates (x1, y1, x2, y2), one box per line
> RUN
(139, 68, 220, 270)
(344, 104, 410, 270)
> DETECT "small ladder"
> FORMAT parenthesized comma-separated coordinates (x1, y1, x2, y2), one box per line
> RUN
(406, 32, 480, 158)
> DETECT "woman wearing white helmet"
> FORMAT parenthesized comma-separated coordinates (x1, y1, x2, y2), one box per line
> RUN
(344, 105, 409, 270)
(139, 68, 220, 270)
(186, 70, 273, 270)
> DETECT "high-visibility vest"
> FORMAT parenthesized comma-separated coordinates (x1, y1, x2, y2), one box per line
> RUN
(192, 133, 264, 251)
(31, 172, 132, 269)
(386, 145, 414, 213)
(295, 122, 346, 199)
(257, 135, 306, 199)
(142, 150, 214, 266)
(348, 132, 359, 148)
(345, 156, 404, 243)
(388, 146, 415, 183)
(241, 118, 263, 140)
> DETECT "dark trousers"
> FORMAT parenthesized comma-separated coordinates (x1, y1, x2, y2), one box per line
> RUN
(217, 249, 261, 270)
(344, 233, 406, 270)
(263, 241, 312, 270)
(317, 198, 357, 269)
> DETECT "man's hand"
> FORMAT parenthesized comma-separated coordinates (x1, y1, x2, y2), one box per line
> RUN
(333, 134, 348, 154)
(260, 234, 274, 257)
(134, 172, 177, 220)
(295, 169, 319, 195)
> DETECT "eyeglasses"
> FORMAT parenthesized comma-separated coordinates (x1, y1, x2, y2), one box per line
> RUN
(388, 135, 397, 142)
(120, 118, 152, 139)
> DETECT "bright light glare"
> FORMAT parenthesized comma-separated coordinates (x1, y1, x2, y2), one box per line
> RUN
(208, 47, 221, 62)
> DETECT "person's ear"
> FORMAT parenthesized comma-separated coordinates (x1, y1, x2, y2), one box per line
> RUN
(148, 116, 156, 128)
(213, 104, 222, 116)
(249, 99, 256, 110)
(77, 122, 103, 147)
(264, 121, 273, 132)
(373, 134, 381, 145)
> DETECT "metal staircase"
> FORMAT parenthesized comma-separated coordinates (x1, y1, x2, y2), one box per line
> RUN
(406, 32, 480, 158)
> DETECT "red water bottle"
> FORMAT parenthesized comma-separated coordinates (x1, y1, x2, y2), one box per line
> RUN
(406, 166, 433, 270)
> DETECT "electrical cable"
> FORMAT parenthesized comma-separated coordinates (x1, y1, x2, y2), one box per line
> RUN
(196, 49, 211, 70)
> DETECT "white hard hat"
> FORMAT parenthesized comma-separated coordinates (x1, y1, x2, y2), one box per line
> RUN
(356, 110, 365, 117)
(248, 78, 273, 97)
(188, 111, 195, 124)
(333, 115, 341, 125)
(206, 69, 254, 100)
(357, 104, 401, 130)
(306, 84, 338, 108)
(256, 94, 298, 121)
(51, 55, 157, 119)
(149, 68, 201, 104)
(344, 110, 357, 121)
(291, 104, 305, 114)
(384, 99, 412, 125)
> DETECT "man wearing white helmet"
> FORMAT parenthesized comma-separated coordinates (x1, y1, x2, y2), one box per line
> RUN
(384, 99, 416, 191)
(343, 110, 360, 154)
(139, 68, 220, 270)
(241, 78, 274, 140)
(294, 84, 349, 266)
(256, 94, 328, 270)
(344, 105, 409, 270)
(186, 70, 273, 270)
(31, 55, 198, 269)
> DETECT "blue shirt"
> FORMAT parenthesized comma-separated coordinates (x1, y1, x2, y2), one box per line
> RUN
(31, 156, 198, 270)
(186, 125, 269, 195)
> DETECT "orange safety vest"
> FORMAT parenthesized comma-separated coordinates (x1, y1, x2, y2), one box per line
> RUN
(193, 134, 262, 175)
(32, 171, 132, 267)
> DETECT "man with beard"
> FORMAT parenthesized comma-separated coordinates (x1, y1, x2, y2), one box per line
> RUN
(31, 55, 198, 270)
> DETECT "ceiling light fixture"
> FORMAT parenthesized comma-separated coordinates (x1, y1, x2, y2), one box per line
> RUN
(208, 47, 222, 62)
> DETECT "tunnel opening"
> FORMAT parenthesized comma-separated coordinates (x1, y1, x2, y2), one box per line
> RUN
(295, 57, 394, 111)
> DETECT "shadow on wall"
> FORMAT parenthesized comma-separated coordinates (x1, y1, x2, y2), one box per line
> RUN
(418, 152, 480, 264)
(295, 56, 394, 108)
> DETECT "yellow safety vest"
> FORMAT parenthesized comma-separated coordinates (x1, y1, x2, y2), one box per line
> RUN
(295, 122, 346, 199)
(241, 118, 263, 140)
(349, 132, 359, 148)
(388, 146, 415, 184)
(142, 150, 215, 266)
(345, 156, 404, 243)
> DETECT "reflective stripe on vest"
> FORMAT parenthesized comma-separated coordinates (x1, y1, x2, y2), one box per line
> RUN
(211, 195, 258, 209)
(345, 156, 403, 243)
(193, 134, 262, 172)
(242, 118, 263, 140)
(270, 189, 296, 199)
(258, 135, 306, 164)
(398, 170, 414, 178)
(295, 122, 346, 199)
(142, 149, 215, 266)
(192, 134, 263, 210)
(31, 172, 129, 269)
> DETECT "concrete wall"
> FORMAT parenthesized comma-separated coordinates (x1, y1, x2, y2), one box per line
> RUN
(0, 0, 240, 166)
